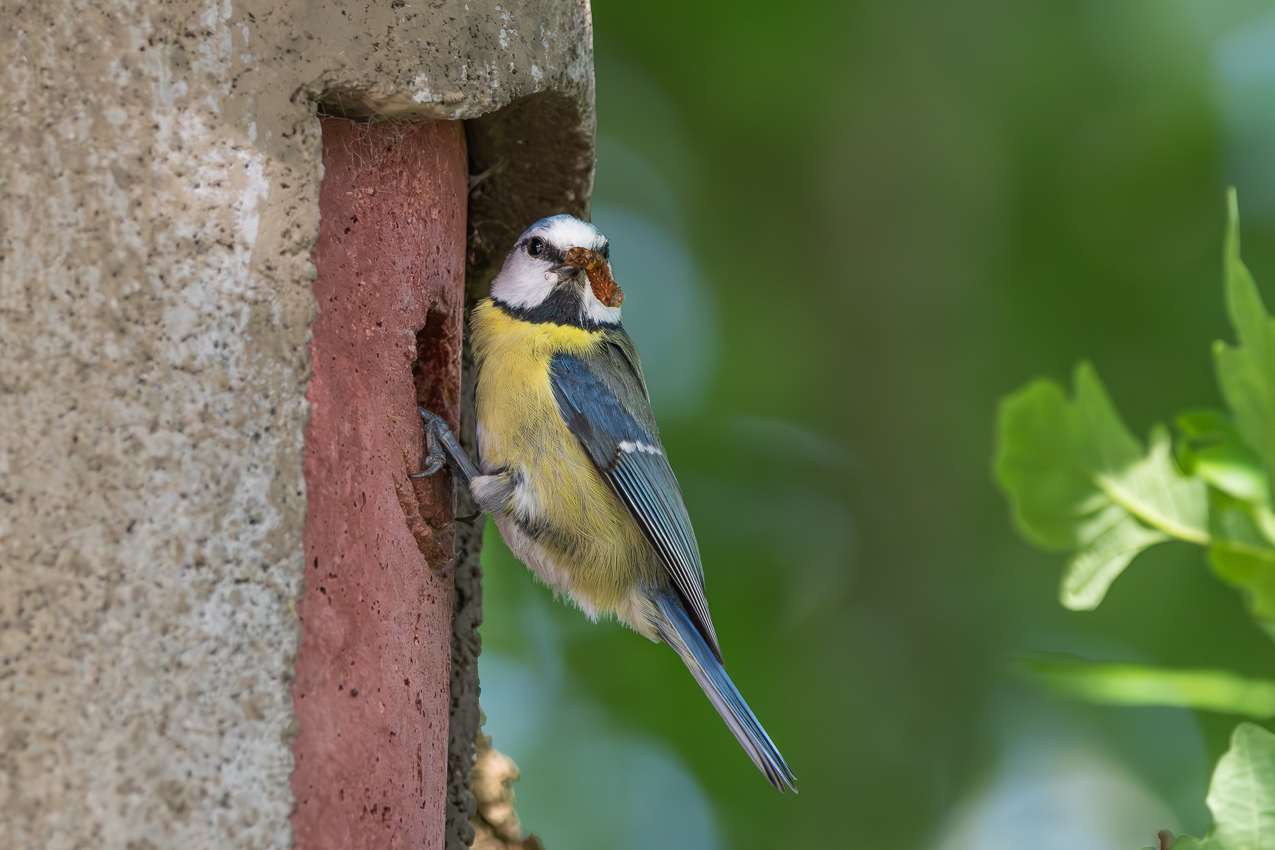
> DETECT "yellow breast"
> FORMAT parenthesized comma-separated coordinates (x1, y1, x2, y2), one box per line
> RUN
(470, 299, 602, 476)
(470, 299, 655, 610)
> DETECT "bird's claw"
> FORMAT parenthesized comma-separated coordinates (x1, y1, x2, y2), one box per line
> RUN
(411, 408, 482, 524)
(409, 416, 448, 479)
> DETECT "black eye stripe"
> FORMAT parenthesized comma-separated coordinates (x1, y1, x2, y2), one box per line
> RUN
(522, 236, 569, 264)
(518, 235, 602, 266)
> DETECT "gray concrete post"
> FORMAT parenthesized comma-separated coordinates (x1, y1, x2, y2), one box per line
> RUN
(0, 2, 594, 847)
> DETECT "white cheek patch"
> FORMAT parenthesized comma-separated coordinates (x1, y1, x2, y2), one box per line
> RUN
(488, 216, 620, 324)
(618, 440, 662, 456)
(490, 251, 555, 308)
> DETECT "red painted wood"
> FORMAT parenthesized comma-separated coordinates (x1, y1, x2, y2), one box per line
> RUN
(292, 119, 467, 850)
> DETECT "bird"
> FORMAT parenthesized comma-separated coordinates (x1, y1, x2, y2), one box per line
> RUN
(413, 214, 795, 792)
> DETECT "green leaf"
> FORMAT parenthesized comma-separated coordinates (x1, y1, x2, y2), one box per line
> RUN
(1180, 410, 1271, 506)
(1062, 508, 1170, 610)
(1209, 491, 1275, 626)
(997, 363, 1208, 609)
(996, 363, 1139, 551)
(1099, 426, 1209, 544)
(1214, 188, 1275, 502)
(1211, 540, 1275, 627)
(1207, 722, 1275, 850)
(1022, 655, 1275, 718)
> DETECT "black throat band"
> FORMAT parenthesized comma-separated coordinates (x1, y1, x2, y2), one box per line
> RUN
(493, 286, 619, 331)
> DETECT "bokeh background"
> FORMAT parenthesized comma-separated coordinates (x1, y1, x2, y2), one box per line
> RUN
(476, 2, 1275, 848)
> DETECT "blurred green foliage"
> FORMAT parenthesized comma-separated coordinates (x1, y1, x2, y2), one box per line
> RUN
(1022, 656, 1275, 720)
(998, 192, 1275, 621)
(478, 2, 1275, 848)
(1205, 724, 1275, 849)
(998, 192, 1275, 846)
(1130, 725, 1275, 849)
(1136, 724, 1275, 849)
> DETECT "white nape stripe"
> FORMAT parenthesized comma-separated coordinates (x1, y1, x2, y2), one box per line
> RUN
(536, 215, 608, 252)
(618, 440, 662, 456)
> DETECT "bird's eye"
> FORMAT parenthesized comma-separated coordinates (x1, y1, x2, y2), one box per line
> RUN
(601, 244, 610, 260)
(528, 237, 545, 257)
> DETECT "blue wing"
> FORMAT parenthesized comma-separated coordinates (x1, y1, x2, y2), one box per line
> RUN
(550, 338, 721, 660)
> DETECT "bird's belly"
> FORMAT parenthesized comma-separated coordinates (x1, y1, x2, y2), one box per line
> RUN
(476, 359, 656, 613)
(489, 429, 655, 613)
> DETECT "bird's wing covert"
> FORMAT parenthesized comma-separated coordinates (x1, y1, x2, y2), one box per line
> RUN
(549, 341, 721, 660)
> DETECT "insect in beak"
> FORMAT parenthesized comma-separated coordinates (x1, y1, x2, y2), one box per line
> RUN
(562, 246, 624, 308)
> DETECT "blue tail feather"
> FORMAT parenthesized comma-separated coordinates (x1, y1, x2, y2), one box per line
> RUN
(656, 594, 797, 792)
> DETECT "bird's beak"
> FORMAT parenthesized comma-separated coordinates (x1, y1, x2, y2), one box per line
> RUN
(560, 246, 624, 308)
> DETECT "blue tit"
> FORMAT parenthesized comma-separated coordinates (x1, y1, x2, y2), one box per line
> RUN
(415, 214, 795, 792)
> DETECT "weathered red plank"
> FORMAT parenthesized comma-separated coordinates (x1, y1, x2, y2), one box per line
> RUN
(292, 118, 467, 850)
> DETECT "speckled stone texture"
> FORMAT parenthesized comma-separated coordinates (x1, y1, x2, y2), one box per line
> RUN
(291, 118, 465, 850)
(0, 1, 593, 848)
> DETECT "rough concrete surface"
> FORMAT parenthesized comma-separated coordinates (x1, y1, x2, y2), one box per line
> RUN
(291, 119, 465, 850)
(0, 1, 594, 848)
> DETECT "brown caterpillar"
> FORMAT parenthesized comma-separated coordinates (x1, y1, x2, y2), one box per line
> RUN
(565, 246, 624, 308)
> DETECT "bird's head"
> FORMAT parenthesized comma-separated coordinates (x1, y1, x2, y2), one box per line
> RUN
(490, 215, 624, 326)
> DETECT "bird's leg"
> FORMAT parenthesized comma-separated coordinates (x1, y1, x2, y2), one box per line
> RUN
(413, 422, 448, 479)
(411, 407, 485, 524)
(411, 407, 477, 484)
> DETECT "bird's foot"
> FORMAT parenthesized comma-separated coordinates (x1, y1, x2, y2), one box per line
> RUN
(409, 408, 453, 479)
(410, 407, 486, 525)
(412, 407, 481, 487)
